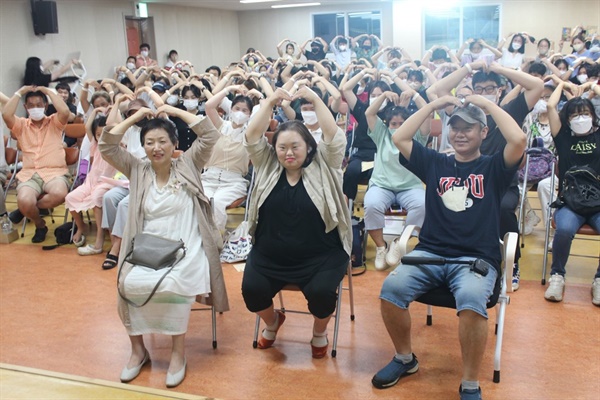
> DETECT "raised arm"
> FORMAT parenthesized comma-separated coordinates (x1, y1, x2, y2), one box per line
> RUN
(2, 86, 34, 130)
(312, 75, 341, 113)
(467, 94, 526, 168)
(39, 86, 69, 125)
(546, 81, 564, 137)
(50, 59, 75, 82)
(246, 88, 291, 144)
(365, 90, 397, 131)
(489, 62, 544, 109)
(392, 95, 461, 160)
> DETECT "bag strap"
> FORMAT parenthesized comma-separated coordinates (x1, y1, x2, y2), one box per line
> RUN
(117, 240, 186, 308)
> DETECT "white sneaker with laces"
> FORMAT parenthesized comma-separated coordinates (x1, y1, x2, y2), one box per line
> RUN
(374, 246, 389, 271)
(592, 278, 600, 306)
(544, 274, 565, 302)
(385, 238, 403, 268)
(523, 210, 541, 236)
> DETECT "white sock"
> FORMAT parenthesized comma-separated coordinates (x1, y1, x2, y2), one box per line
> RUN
(311, 329, 328, 347)
(261, 312, 280, 341)
(394, 352, 413, 364)
(461, 380, 480, 391)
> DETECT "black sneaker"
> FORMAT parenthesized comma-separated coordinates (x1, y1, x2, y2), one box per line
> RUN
(8, 209, 24, 224)
(372, 354, 419, 389)
(459, 385, 482, 400)
(31, 226, 48, 243)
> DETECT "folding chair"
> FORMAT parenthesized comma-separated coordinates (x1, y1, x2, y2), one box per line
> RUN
(398, 225, 518, 383)
(252, 263, 355, 358)
(191, 297, 218, 349)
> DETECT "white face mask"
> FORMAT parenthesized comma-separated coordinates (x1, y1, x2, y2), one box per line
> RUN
(356, 86, 366, 95)
(441, 186, 468, 212)
(532, 99, 548, 115)
(369, 97, 388, 111)
(126, 62, 136, 70)
(141, 50, 149, 57)
(570, 115, 593, 136)
(511, 43, 522, 51)
(573, 43, 584, 52)
(28, 107, 45, 121)
(339, 45, 347, 51)
(482, 93, 498, 104)
(577, 74, 588, 84)
(167, 95, 179, 106)
(230, 110, 250, 126)
(183, 99, 199, 111)
(301, 111, 318, 125)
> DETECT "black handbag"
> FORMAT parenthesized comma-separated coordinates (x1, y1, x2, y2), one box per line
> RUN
(557, 166, 600, 216)
(117, 233, 186, 308)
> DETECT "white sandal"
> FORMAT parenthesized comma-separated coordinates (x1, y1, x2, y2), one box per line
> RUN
(78, 244, 103, 256)
(73, 235, 86, 247)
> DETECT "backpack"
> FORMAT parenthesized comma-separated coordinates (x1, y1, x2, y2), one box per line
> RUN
(350, 217, 366, 275)
(42, 222, 77, 250)
(558, 165, 600, 216)
(518, 147, 555, 184)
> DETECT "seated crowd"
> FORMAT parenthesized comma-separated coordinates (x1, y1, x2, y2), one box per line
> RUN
(1, 25, 599, 398)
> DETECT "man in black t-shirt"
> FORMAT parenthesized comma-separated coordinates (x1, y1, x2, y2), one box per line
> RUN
(372, 95, 526, 400)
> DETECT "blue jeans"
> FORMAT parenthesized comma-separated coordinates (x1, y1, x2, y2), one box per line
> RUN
(380, 250, 498, 319)
(550, 206, 600, 278)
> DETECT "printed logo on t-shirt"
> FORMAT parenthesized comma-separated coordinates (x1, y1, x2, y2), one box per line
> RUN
(570, 141, 596, 155)
(437, 175, 485, 209)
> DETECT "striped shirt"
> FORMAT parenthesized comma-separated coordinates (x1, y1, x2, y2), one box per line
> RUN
(11, 114, 68, 182)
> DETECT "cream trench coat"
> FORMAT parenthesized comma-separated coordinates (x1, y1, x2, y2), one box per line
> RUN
(99, 117, 230, 329)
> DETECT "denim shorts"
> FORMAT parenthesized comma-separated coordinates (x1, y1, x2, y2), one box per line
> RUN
(380, 250, 498, 319)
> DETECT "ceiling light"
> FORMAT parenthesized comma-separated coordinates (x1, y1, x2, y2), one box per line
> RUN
(240, 0, 281, 4)
(272, 2, 321, 8)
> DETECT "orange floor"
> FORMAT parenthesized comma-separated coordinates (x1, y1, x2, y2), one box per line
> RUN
(1, 196, 599, 400)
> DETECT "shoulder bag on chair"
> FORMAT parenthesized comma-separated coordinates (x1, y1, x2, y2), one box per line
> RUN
(117, 233, 186, 308)
(557, 165, 600, 216)
(220, 170, 255, 264)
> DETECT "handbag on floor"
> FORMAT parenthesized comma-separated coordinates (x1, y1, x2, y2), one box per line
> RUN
(117, 233, 186, 308)
(220, 170, 255, 264)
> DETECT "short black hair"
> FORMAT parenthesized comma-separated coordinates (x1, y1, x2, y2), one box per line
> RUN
(431, 48, 448, 61)
(24, 90, 48, 105)
(168, 49, 178, 57)
(91, 116, 107, 141)
(206, 65, 222, 76)
(529, 62, 547, 77)
(559, 97, 598, 130)
(472, 71, 502, 87)
(140, 118, 178, 145)
(140, 43, 150, 50)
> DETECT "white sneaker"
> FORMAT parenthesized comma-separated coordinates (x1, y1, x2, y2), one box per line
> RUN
(544, 274, 565, 302)
(385, 238, 403, 268)
(523, 210, 541, 236)
(374, 246, 389, 271)
(592, 278, 600, 306)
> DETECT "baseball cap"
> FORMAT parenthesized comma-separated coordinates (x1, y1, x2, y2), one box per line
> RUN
(448, 104, 487, 127)
(152, 81, 168, 92)
(125, 98, 149, 116)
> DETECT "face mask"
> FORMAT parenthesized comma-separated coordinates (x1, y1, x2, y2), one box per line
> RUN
(363, 45, 371, 50)
(183, 99, 199, 111)
(538, 48, 548, 56)
(248, 59, 255, 67)
(441, 185, 468, 212)
(301, 111, 318, 125)
(231, 110, 250, 125)
(570, 115, 593, 135)
(369, 97, 388, 111)
(573, 43, 584, 52)
(577, 74, 588, 84)
(532, 99, 548, 115)
(126, 62, 135, 70)
(141, 50, 149, 57)
(356, 86, 366, 95)
(512, 43, 522, 50)
(28, 107, 45, 121)
(339, 45, 347, 51)
(167, 95, 179, 106)
(482, 94, 498, 104)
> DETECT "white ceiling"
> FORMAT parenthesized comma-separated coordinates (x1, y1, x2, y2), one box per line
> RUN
(142, 0, 391, 12)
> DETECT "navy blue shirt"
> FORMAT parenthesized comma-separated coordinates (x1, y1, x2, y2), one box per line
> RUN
(400, 142, 518, 267)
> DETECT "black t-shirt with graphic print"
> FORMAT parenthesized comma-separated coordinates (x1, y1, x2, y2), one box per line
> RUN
(399, 141, 518, 268)
(553, 126, 600, 194)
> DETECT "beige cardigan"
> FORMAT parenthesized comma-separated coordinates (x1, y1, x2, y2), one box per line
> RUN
(244, 127, 352, 256)
(99, 117, 230, 328)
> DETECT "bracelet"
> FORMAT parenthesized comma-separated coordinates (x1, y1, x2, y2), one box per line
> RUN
(412, 92, 420, 101)
(14, 92, 22, 98)
(109, 91, 115, 95)
(465, 63, 473, 73)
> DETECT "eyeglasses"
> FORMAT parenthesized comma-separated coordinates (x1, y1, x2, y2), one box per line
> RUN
(473, 85, 498, 95)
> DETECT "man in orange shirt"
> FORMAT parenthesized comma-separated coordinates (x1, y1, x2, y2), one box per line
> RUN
(2, 86, 71, 242)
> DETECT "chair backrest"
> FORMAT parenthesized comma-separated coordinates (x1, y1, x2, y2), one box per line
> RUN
(65, 147, 80, 166)
(430, 118, 442, 138)
(63, 123, 86, 139)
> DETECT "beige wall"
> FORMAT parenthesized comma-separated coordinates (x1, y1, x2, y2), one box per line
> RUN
(237, 2, 394, 60)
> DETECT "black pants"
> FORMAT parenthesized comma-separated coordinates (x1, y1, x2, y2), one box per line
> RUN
(242, 256, 347, 319)
(343, 154, 374, 200)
